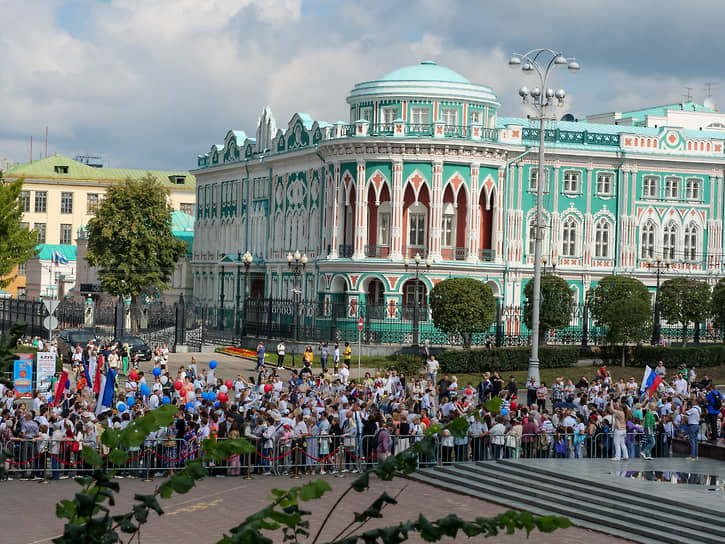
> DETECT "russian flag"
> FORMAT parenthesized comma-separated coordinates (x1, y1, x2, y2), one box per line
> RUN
(95, 369, 117, 413)
(640, 366, 663, 398)
(350, 385, 358, 398)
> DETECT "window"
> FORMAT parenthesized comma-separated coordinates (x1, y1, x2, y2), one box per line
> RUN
(529, 168, 543, 191)
(60, 224, 72, 245)
(168, 175, 186, 185)
(528, 221, 537, 255)
(596, 173, 613, 196)
(441, 107, 458, 126)
(594, 221, 610, 258)
(469, 110, 482, 125)
(665, 177, 680, 199)
(442, 214, 455, 247)
(54, 165, 69, 174)
(87, 193, 99, 214)
(20, 190, 30, 212)
(408, 204, 427, 246)
(663, 222, 677, 260)
(34, 191, 47, 213)
(686, 178, 701, 200)
(378, 212, 391, 246)
(360, 107, 372, 122)
(61, 192, 73, 214)
(17, 262, 27, 276)
(640, 221, 655, 258)
(643, 176, 658, 198)
(561, 217, 577, 257)
(180, 203, 194, 215)
(410, 106, 430, 126)
(34, 223, 46, 243)
(563, 170, 580, 193)
(381, 106, 398, 125)
(684, 224, 698, 262)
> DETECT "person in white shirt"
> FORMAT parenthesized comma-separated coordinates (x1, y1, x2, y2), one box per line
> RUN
(276, 341, 286, 369)
(684, 399, 701, 460)
(339, 363, 350, 385)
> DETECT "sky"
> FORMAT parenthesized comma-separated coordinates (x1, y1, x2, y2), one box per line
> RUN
(2, 0, 725, 171)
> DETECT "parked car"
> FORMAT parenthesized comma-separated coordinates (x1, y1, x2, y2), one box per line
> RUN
(55, 328, 97, 364)
(112, 336, 152, 361)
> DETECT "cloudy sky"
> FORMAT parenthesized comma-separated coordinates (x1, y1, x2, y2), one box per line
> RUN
(2, 0, 724, 171)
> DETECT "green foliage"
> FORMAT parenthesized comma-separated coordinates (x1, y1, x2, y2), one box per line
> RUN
(632, 344, 725, 368)
(713, 279, 725, 329)
(0, 321, 29, 382)
(0, 176, 38, 288)
(429, 278, 495, 348)
(437, 345, 578, 373)
(484, 396, 504, 415)
(523, 275, 574, 337)
(86, 174, 186, 299)
(588, 275, 652, 345)
(381, 353, 425, 377)
(659, 277, 712, 346)
(55, 408, 569, 544)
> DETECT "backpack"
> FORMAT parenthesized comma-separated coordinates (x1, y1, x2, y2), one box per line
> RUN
(711, 391, 722, 410)
(371, 429, 380, 450)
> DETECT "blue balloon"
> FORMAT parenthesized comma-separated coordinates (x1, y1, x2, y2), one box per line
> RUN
(162, 396, 171, 404)
(117, 402, 127, 413)
(213, 401, 220, 408)
(65, 380, 70, 389)
(501, 408, 509, 416)
(140, 384, 150, 396)
(208, 391, 216, 401)
(126, 396, 135, 407)
(201, 392, 209, 401)
(152, 367, 162, 377)
(209, 360, 217, 369)
(185, 401, 194, 410)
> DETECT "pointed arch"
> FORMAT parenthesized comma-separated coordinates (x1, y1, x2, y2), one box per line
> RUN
(403, 169, 429, 201)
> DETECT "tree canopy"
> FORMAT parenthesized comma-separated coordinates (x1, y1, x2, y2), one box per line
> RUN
(0, 176, 38, 288)
(429, 277, 496, 348)
(658, 277, 711, 345)
(523, 275, 574, 339)
(588, 275, 652, 346)
(86, 175, 186, 299)
(712, 278, 725, 329)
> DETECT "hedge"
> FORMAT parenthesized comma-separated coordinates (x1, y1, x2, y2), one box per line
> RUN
(632, 344, 725, 368)
(437, 346, 579, 374)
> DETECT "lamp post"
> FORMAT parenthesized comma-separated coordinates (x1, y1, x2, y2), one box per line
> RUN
(287, 250, 307, 340)
(403, 252, 432, 346)
(647, 254, 670, 345)
(495, 295, 504, 348)
(236, 251, 254, 335)
(508, 48, 580, 385)
(542, 256, 557, 276)
(219, 254, 225, 330)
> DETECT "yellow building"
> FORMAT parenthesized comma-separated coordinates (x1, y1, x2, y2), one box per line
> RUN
(3, 154, 196, 297)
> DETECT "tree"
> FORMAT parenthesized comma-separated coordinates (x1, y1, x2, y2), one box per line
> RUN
(429, 277, 496, 348)
(86, 175, 186, 323)
(523, 275, 574, 342)
(0, 175, 38, 288)
(658, 277, 711, 346)
(588, 275, 652, 363)
(712, 278, 725, 333)
(49, 405, 569, 543)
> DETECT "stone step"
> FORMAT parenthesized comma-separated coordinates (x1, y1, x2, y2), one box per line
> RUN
(410, 466, 717, 544)
(476, 461, 725, 534)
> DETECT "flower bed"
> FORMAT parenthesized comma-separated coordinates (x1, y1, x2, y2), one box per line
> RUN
(216, 346, 269, 359)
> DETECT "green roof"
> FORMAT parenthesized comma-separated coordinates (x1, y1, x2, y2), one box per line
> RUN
(35, 244, 76, 262)
(4, 154, 195, 189)
(171, 210, 194, 255)
(618, 101, 718, 122)
(378, 61, 470, 84)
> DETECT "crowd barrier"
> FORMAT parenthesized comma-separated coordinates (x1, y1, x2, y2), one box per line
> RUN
(0, 428, 696, 482)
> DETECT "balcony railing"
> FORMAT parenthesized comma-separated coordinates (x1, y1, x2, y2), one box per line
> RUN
(480, 249, 495, 262)
(338, 244, 353, 258)
(365, 245, 391, 258)
(402, 246, 428, 259)
(441, 247, 467, 261)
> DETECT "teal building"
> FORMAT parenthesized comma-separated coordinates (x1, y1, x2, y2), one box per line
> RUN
(191, 62, 725, 342)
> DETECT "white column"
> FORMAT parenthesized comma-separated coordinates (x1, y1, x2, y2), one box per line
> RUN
(328, 164, 341, 259)
(493, 167, 504, 263)
(390, 159, 403, 260)
(466, 163, 480, 262)
(429, 160, 443, 261)
(352, 160, 367, 260)
(549, 166, 560, 261)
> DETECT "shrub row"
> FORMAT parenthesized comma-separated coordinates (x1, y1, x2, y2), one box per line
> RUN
(436, 345, 579, 374)
(631, 344, 725, 368)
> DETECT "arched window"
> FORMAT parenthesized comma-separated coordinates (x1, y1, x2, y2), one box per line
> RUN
(528, 221, 537, 255)
(594, 221, 610, 258)
(442, 202, 456, 248)
(561, 217, 578, 257)
(684, 223, 698, 262)
(640, 221, 655, 259)
(663, 221, 678, 260)
(407, 202, 427, 248)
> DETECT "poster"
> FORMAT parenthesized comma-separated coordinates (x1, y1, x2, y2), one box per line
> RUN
(37, 352, 56, 392)
(13, 353, 33, 398)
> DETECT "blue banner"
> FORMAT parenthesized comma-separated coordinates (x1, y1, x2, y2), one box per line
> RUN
(14, 354, 33, 398)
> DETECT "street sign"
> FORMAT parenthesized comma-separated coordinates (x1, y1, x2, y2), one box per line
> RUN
(43, 299, 60, 315)
(43, 316, 59, 331)
(358, 317, 363, 331)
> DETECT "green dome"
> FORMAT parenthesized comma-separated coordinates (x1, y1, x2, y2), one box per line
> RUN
(378, 61, 470, 84)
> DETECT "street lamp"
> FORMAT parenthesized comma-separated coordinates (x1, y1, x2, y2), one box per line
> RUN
(219, 253, 225, 330)
(403, 252, 432, 346)
(647, 254, 671, 345)
(236, 251, 254, 335)
(542, 256, 558, 275)
(509, 47, 579, 385)
(495, 295, 504, 348)
(287, 250, 307, 340)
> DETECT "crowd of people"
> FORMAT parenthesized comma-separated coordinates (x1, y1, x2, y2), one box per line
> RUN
(1, 336, 723, 481)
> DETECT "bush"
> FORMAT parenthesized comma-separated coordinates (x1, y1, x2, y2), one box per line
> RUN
(385, 354, 425, 377)
(632, 344, 725, 368)
(437, 346, 578, 374)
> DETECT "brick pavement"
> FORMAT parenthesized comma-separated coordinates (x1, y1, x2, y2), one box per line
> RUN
(2, 472, 631, 544)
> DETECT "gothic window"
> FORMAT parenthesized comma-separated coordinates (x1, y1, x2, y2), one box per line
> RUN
(408, 202, 427, 247)
(528, 221, 537, 255)
(561, 217, 578, 257)
(663, 221, 678, 260)
(378, 212, 391, 246)
(594, 220, 610, 258)
(684, 223, 698, 262)
(640, 221, 655, 259)
(442, 202, 455, 247)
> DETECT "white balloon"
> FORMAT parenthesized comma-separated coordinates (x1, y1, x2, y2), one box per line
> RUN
(219, 385, 228, 394)
(160, 375, 168, 385)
